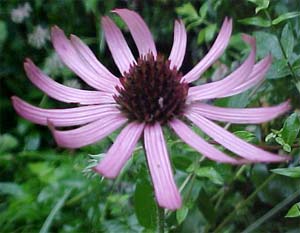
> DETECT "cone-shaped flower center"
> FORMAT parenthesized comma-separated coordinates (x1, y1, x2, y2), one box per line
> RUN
(114, 53, 189, 124)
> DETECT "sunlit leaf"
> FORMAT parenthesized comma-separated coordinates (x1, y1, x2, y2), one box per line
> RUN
(247, 0, 270, 13)
(272, 12, 300, 25)
(176, 3, 198, 20)
(238, 16, 271, 27)
(234, 131, 256, 143)
(271, 167, 300, 178)
(285, 202, 300, 218)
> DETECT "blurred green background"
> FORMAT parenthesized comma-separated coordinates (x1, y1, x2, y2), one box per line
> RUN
(1, 0, 300, 232)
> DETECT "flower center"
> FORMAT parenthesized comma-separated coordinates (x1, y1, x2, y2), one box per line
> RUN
(114, 53, 189, 125)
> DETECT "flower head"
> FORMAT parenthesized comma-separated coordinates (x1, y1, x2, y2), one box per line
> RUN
(28, 25, 50, 49)
(12, 9, 291, 210)
(10, 2, 32, 24)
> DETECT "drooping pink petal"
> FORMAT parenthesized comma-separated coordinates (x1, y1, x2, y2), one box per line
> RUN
(219, 54, 272, 98)
(94, 122, 144, 178)
(11, 96, 120, 127)
(187, 34, 256, 102)
(113, 8, 157, 57)
(50, 114, 127, 148)
(144, 123, 181, 210)
(183, 18, 232, 83)
(24, 59, 115, 105)
(190, 101, 290, 124)
(101, 16, 136, 75)
(186, 112, 290, 162)
(169, 119, 244, 164)
(169, 20, 187, 70)
(70, 34, 120, 86)
(51, 26, 115, 92)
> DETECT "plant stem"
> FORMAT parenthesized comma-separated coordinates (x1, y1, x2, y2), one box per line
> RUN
(157, 206, 165, 233)
(213, 173, 277, 233)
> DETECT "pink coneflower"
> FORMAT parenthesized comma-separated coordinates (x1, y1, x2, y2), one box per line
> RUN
(12, 9, 290, 210)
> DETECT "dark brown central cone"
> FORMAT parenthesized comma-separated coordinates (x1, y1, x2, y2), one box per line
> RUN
(114, 53, 189, 125)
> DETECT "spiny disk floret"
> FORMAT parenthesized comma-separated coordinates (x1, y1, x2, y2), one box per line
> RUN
(114, 53, 189, 124)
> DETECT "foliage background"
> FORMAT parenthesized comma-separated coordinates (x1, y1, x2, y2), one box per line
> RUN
(1, 0, 300, 232)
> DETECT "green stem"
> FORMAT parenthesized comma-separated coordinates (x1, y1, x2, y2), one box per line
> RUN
(213, 173, 277, 233)
(157, 206, 165, 233)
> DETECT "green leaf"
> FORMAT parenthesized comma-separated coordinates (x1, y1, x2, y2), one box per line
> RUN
(275, 136, 284, 146)
(197, 189, 216, 224)
(134, 177, 157, 229)
(238, 16, 271, 27)
(197, 29, 205, 45)
(28, 162, 61, 183)
(285, 202, 300, 218)
(176, 3, 198, 20)
(272, 12, 300, 25)
(283, 143, 292, 152)
(281, 113, 300, 145)
(197, 24, 217, 44)
(266, 59, 290, 79)
(24, 132, 41, 151)
(82, 0, 99, 13)
(234, 131, 256, 142)
(199, 2, 208, 18)
(271, 167, 300, 178)
(195, 167, 224, 185)
(215, 90, 250, 108)
(247, 0, 270, 14)
(281, 24, 294, 59)
(176, 205, 189, 224)
(0, 134, 18, 153)
(0, 182, 24, 197)
(253, 31, 283, 59)
(0, 20, 7, 47)
(204, 24, 217, 42)
(265, 132, 276, 142)
(39, 189, 72, 233)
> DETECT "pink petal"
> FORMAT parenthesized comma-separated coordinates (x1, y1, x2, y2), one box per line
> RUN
(186, 112, 290, 163)
(183, 18, 232, 83)
(220, 54, 272, 98)
(190, 101, 290, 124)
(50, 114, 127, 148)
(169, 119, 243, 164)
(187, 34, 256, 102)
(51, 26, 115, 92)
(144, 123, 182, 210)
(11, 96, 120, 127)
(113, 8, 157, 57)
(24, 59, 115, 105)
(94, 122, 144, 178)
(70, 34, 120, 86)
(169, 20, 187, 70)
(101, 16, 136, 75)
